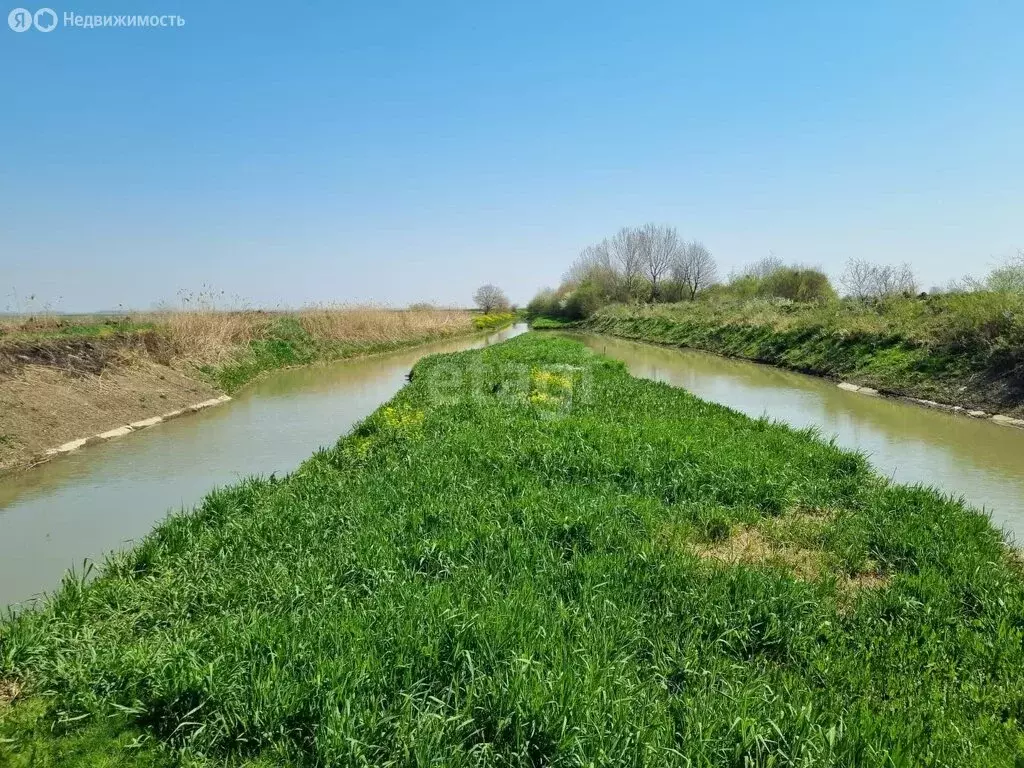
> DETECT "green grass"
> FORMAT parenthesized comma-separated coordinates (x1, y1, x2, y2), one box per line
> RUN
(0, 697, 175, 768)
(208, 315, 515, 393)
(201, 316, 322, 392)
(472, 312, 517, 331)
(3, 333, 1024, 766)
(528, 317, 577, 330)
(580, 294, 1024, 415)
(0, 319, 157, 343)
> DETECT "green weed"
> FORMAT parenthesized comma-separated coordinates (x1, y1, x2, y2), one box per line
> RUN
(472, 312, 517, 331)
(2, 334, 1022, 765)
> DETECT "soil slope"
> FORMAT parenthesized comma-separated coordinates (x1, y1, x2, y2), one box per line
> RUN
(0, 335, 218, 472)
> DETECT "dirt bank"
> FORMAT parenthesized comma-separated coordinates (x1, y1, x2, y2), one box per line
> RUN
(0, 336, 219, 472)
(0, 309, 506, 473)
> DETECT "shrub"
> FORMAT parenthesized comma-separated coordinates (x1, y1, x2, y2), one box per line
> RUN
(561, 281, 605, 320)
(758, 268, 836, 303)
(526, 289, 561, 319)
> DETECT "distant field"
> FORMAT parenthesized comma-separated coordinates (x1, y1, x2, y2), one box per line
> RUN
(0, 307, 473, 344)
(2, 334, 1022, 766)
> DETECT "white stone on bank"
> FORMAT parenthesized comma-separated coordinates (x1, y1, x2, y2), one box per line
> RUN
(35, 394, 233, 465)
(992, 414, 1024, 428)
(837, 382, 878, 396)
(45, 438, 89, 456)
(129, 416, 164, 429)
(190, 398, 224, 411)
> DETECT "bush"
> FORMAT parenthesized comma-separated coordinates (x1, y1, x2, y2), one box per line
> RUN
(526, 289, 561, 319)
(561, 281, 605, 320)
(758, 268, 836, 303)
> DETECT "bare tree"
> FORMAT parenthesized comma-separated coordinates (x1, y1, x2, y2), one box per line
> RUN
(841, 259, 919, 298)
(473, 284, 509, 314)
(638, 223, 679, 301)
(735, 253, 784, 281)
(564, 239, 619, 298)
(840, 258, 876, 298)
(886, 263, 918, 296)
(610, 227, 643, 300)
(673, 240, 718, 300)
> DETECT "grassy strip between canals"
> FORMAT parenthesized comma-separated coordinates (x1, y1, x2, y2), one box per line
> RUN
(577, 297, 1024, 417)
(528, 317, 576, 330)
(473, 312, 518, 332)
(3, 333, 1024, 766)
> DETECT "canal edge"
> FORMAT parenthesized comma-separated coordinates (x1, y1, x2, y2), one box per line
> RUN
(835, 381, 1024, 429)
(558, 330, 1024, 431)
(25, 395, 233, 469)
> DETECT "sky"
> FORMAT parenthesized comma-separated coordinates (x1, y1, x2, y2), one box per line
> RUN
(2, 0, 1022, 311)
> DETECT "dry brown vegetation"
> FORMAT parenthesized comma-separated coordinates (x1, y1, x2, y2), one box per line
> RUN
(0, 678, 21, 709)
(159, 306, 475, 365)
(0, 307, 480, 472)
(1, 307, 475, 365)
(662, 508, 888, 592)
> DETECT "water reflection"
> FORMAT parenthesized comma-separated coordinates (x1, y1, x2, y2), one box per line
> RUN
(572, 333, 1024, 542)
(0, 325, 525, 609)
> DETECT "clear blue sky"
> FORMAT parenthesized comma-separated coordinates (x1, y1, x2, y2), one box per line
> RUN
(3, 0, 1022, 311)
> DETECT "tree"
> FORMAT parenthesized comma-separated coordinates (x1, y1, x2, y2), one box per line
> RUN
(673, 240, 718, 300)
(760, 267, 836, 302)
(564, 240, 619, 300)
(473, 284, 509, 314)
(965, 250, 1024, 294)
(638, 223, 680, 301)
(839, 258, 875, 298)
(737, 254, 784, 281)
(610, 227, 643, 301)
(841, 259, 918, 298)
(561, 281, 604, 320)
(526, 288, 559, 318)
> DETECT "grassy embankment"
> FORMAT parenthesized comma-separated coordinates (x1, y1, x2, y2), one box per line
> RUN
(3, 333, 1023, 766)
(0, 308, 512, 472)
(572, 293, 1024, 417)
(178, 309, 515, 392)
(0, 308, 512, 392)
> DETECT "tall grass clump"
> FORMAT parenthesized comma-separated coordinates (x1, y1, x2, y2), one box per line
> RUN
(3, 334, 1023, 765)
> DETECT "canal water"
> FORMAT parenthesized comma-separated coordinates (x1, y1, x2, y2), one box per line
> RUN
(3, 326, 1023, 609)
(0, 324, 526, 609)
(572, 333, 1024, 544)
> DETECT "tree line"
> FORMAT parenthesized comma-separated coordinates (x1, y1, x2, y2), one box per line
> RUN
(528, 223, 1024, 322)
(527, 224, 722, 320)
(527, 225, 847, 320)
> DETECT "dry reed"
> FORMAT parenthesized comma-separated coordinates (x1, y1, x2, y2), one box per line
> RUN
(162, 307, 474, 364)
